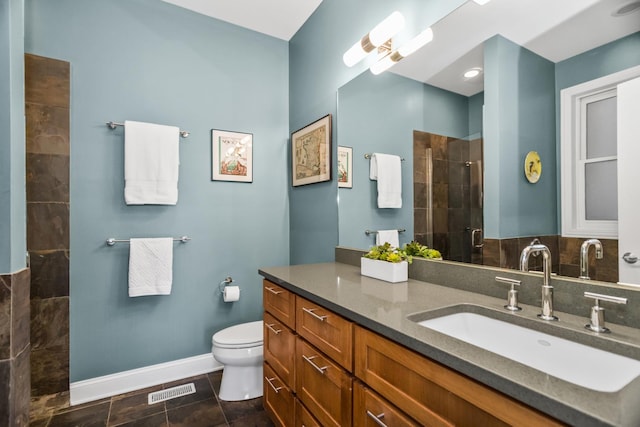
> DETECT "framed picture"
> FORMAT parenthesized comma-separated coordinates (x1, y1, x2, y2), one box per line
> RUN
(337, 146, 353, 188)
(291, 114, 332, 187)
(211, 129, 253, 183)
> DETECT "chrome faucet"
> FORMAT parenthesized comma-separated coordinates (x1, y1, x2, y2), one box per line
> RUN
(579, 239, 603, 280)
(520, 244, 558, 321)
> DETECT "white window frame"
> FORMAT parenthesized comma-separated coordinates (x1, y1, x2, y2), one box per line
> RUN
(560, 65, 640, 239)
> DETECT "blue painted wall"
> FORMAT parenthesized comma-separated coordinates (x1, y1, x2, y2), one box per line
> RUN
(288, 0, 466, 264)
(0, 0, 26, 274)
(25, 0, 289, 381)
(484, 35, 556, 239)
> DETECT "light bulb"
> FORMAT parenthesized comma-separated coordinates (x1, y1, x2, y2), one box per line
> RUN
(370, 54, 396, 75)
(397, 28, 433, 57)
(369, 11, 405, 47)
(343, 11, 405, 67)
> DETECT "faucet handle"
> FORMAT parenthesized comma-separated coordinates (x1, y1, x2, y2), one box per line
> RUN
(496, 277, 522, 311)
(584, 292, 628, 333)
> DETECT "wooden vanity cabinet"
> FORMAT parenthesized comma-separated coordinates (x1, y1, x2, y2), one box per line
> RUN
(354, 325, 565, 427)
(263, 362, 295, 427)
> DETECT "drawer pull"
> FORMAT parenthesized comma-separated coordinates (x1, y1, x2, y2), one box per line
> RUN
(265, 286, 283, 295)
(302, 354, 329, 374)
(266, 323, 282, 335)
(302, 307, 328, 321)
(265, 376, 282, 393)
(366, 410, 388, 427)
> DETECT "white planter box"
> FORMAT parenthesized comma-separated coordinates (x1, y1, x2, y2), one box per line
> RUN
(361, 258, 408, 283)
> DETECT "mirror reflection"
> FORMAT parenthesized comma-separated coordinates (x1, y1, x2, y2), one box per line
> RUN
(337, 0, 640, 285)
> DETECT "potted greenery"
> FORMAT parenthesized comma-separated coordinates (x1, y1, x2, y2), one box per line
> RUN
(361, 242, 412, 283)
(402, 241, 442, 260)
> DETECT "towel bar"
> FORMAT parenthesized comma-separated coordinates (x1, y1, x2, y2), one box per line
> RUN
(364, 153, 405, 161)
(365, 229, 406, 235)
(106, 236, 191, 246)
(106, 121, 190, 138)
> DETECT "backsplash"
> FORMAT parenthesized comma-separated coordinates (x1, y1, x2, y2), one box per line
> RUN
(336, 246, 638, 329)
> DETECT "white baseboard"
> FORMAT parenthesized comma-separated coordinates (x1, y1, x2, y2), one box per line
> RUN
(69, 353, 222, 406)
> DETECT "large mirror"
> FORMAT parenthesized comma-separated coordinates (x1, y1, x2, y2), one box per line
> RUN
(337, 0, 640, 285)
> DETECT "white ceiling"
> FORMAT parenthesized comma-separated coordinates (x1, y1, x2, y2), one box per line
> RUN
(161, 0, 322, 41)
(162, 0, 640, 95)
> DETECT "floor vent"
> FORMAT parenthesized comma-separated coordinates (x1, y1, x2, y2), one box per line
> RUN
(148, 383, 196, 405)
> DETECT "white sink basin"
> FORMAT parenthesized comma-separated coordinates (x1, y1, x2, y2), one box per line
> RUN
(416, 311, 640, 392)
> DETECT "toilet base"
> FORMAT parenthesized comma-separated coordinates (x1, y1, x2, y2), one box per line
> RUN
(218, 364, 264, 401)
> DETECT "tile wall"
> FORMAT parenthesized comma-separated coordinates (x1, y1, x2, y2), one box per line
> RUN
(25, 54, 71, 404)
(0, 268, 31, 426)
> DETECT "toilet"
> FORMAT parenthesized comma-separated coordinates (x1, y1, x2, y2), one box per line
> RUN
(211, 320, 264, 401)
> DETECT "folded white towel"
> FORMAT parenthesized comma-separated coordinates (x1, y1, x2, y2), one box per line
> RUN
(125, 120, 180, 205)
(369, 153, 402, 208)
(128, 238, 173, 297)
(376, 230, 400, 249)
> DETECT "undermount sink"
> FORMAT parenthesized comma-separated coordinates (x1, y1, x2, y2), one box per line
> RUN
(408, 305, 640, 392)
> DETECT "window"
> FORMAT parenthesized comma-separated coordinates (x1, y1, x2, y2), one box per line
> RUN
(561, 66, 640, 238)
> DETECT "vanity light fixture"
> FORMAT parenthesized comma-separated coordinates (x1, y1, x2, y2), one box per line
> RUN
(370, 27, 434, 75)
(472, 0, 492, 5)
(343, 11, 405, 67)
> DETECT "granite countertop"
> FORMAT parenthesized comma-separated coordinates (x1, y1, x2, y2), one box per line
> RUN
(259, 262, 640, 427)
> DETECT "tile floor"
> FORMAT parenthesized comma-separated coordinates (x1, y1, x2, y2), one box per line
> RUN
(29, 371, 274, 427)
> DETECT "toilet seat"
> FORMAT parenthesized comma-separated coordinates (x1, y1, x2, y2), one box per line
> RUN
(212, 320, 263, 349)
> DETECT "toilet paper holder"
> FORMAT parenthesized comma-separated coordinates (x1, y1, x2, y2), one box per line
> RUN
(218, 276, 233, 294)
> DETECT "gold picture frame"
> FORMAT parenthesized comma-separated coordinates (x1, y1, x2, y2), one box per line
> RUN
(291, 114, 332, 187)
(211, 129, 253, 183)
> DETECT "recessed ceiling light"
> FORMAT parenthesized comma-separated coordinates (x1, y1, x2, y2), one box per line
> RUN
(612, 0, 640, 16)
(464, 68, 482, 79)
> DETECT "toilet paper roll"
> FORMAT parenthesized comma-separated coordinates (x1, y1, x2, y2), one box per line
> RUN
(223, 286, 240, 302)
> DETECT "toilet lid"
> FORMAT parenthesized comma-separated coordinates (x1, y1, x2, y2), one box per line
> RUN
(212, 320, 263, 348)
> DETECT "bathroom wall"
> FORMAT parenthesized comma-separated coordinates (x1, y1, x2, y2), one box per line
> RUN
(25, 0, 290, 382)
(288, 0, 466, 264)
(25, 53, 71, 400)
(483, 35, 557, 240)
(0, 0, 27, 273)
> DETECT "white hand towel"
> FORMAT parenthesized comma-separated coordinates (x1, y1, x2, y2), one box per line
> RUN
(369, 153, 402, 208)
(376, 230, 400, 249)
(128, 238, 173, 297)
(125, 120, 180, 205)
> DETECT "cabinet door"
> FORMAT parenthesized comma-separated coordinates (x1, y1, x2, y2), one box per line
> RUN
(353, 381, 422, 427)
(296, 399, 322, 427)
(296, 337, 352, 427)
(354, 326, 563, 427)
(264, 312, 296, 390)
(263, 280, 296, 329)
(296, 295, 353, 371)
(263, 362, 295, 427)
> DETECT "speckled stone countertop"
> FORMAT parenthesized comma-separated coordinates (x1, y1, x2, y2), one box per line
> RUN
(259, 261, 640, 427)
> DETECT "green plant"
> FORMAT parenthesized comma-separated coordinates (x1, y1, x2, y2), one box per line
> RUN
(363, 242, 412, 264)
(402, 241, 442, 259)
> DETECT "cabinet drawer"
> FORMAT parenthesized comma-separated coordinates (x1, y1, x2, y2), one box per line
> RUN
(296, 337, 352, 427)
(354, 326, 564, 427)
(263, 280, 296, 329)
(296, 399, 321, 427)
(263, 362, 295, 427)
(264, 312, 296, 390)
(296, 296, 353, 371)
(353, 381, 423, 427)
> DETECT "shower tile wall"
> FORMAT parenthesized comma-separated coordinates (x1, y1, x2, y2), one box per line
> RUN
(25, 54, 71, 401)
(413, 131, 483, 263)
(0, 268, 31, 426)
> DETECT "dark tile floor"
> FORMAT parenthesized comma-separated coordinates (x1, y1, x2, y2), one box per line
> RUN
(30, 371, 274, 427)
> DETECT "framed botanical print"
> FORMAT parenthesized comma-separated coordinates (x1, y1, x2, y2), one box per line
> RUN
(291, 114, 332, 187)
(337, 146, 353, 188)
(211, 129, 253, 183)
